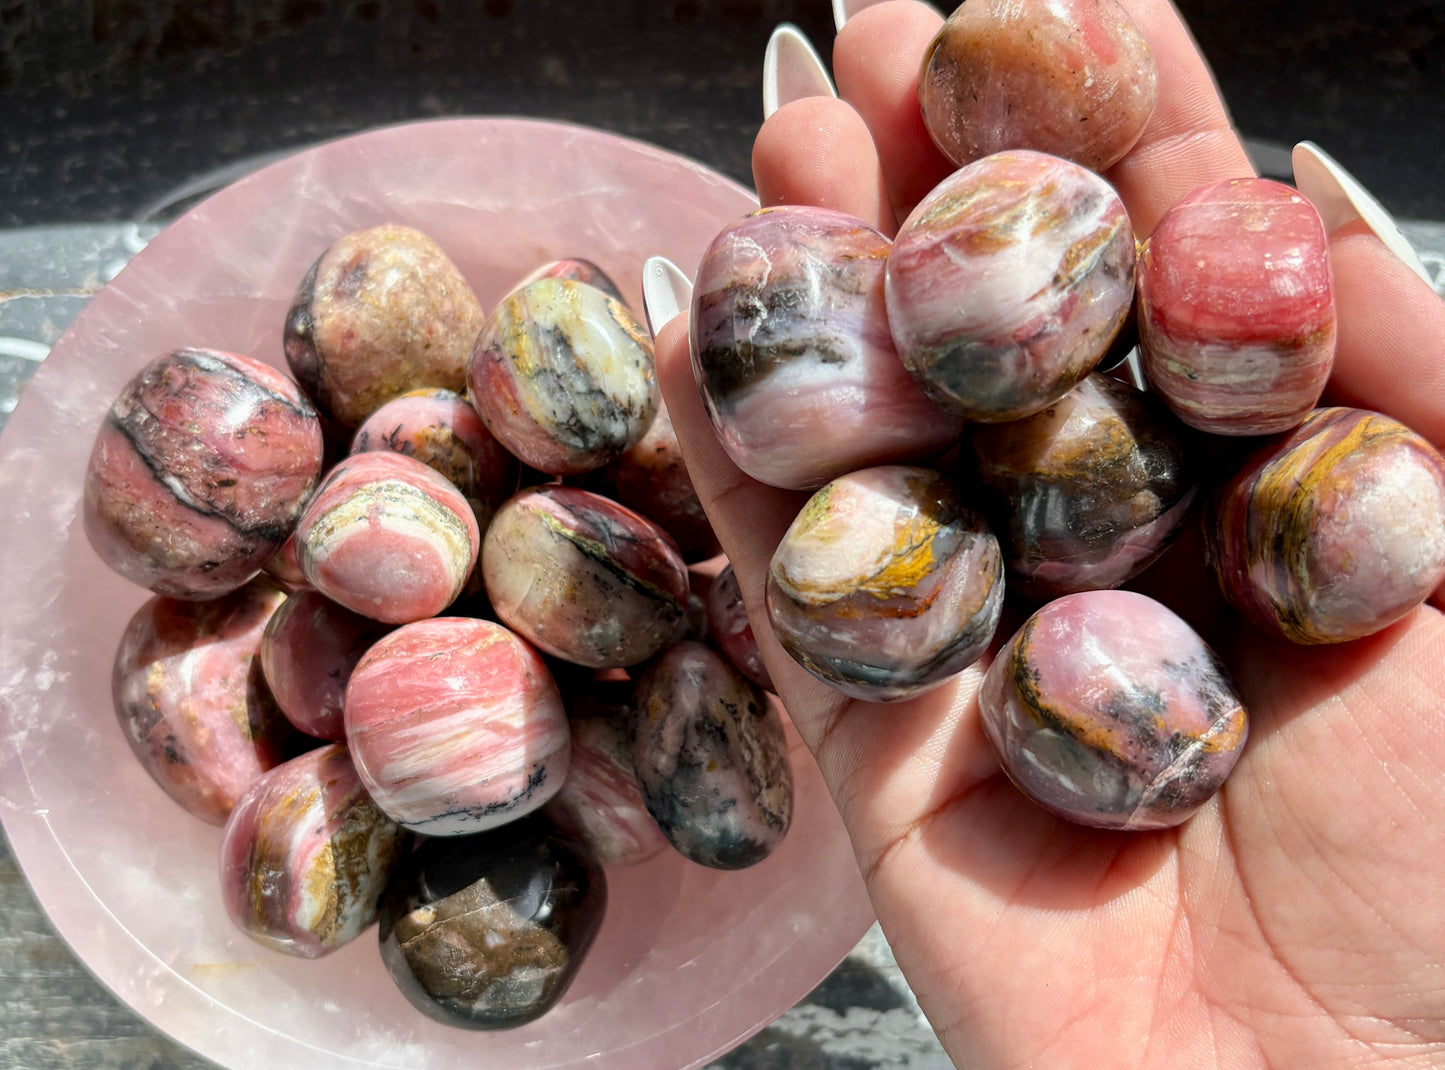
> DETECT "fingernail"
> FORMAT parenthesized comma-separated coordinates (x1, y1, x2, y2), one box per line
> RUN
(1292, 141, 1432, 285)
(763, 24, 836, 120)
(641, 256, 694, 338)
(832, 0, 883, 32)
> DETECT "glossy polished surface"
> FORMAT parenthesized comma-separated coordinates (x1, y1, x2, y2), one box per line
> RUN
(980, 590, 1248, 829)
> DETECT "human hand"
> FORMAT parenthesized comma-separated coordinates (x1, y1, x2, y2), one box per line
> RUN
(643, 2, 1445, 1066)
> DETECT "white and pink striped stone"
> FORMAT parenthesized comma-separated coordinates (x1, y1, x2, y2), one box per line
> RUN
(220, 743, 408, 958)
(1138, 177, 1336, 435)
(351, 386, 517, 537)
(690, 205, 963, 490)
(886, 150, 1136, 423)
(296, 451, 480, 624)
(344, 618, 570, 835)
(260, 589, 391, 741)
(111, 579, 293, 825)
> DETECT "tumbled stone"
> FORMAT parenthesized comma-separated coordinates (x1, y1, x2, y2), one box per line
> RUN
(111, 579, 293, 824)
(918, 0, 1158, 172)
(344, 618, 570, 835)
(259, 589, 390, 741)
(691, 205, 963, 490)
(887, 151, 1135, 423)
(468, 277, 657, 476)
(590, 397, 720, 561)
(378, 821, 607, 1030)
(545, 682, 669, 867)
(482, 485, 688, 668)
(1138, 177, 1335, 435)
(1205, 407, 1445, 644)
(767, 466, 1003, 701)
(220, 743, 407, 957)
(296, 451, 479, 624)
(84, 347, 324, 599)
(632, 642, 792, 870)
(512, 256, 627, 306)
(971, 374, 1197, 597)
(351, 387, 518, 537)
(706, 563, 774, 692)
(979, 590, 1248, 829)
(284, 224, 483, 430)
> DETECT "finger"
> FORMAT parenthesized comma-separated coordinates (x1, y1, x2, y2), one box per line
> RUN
(1105, 0, 1254, 235)
(1319, 223, 1445, 447)
(752, 95, 894, 234)
(831, 0, 954, 227)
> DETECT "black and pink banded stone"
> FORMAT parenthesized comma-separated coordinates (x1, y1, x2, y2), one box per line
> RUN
(971, 374, 1197, 598)
(296, 451, 480, 624)
(690, 205, 963, 490)
(1205, 407, 1445, 644)
(979, 590, 1248, 830)
(84, 347, 324, 599)
(481, 485, 689, 668)
(378, 821, 607, 1030)
(220, 743, 408, 958)
(632, 642, 793, 870)
(1138, 178, 1336, 436)
(767, 466, 1004, 702)
(886, 150, 1136, 423)
(345, 618, 571, 835)
(259, 589, 391, 741)
(111, 579, 293, 825)
(351, 387, 517, 538)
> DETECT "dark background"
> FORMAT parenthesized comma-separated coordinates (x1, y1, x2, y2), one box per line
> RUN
(0, 0, 1441, 228)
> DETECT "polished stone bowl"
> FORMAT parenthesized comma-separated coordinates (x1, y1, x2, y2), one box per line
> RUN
(0, 119, 871, 1070)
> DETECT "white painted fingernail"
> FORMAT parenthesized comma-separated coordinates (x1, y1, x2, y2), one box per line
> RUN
(641, 256, 694, 338)
(832, 0, 884, 32)
(1292, 141, 1432, 285)
(763, 24, 836, 120)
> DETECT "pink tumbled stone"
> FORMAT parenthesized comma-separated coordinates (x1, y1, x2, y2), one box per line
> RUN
(84, 347, 324, 599)
(259, 589, 391, 741)
(887, 151, 1136, 423)
(706, 563, 774, 692)
(979, 590, 1248, 830)
(918, 0, 1158, 172)
(111, 579, 293, 825)
(262, 532, 309, 589)
(1138, 177, 1336, 435)
(1205, 407, 1445, 644)
(546, 687, 669, 867)
(351, 387, 517, 537)
(344, 618, 570, 835)
(591, 397, 720, 561)
(296, 451, 480, 624)
(220, 743, 408, 958)
(482, 486, 689, 668)
(691, 205, 963, 490)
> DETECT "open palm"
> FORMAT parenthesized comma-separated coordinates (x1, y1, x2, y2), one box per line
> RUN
(649, 2, 1445, 1065)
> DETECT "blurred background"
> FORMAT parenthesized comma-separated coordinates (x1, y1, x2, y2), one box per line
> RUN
(0, 1, 1441, 1068)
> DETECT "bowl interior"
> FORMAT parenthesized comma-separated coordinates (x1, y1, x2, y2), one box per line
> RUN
(0, 118, 873, 1070)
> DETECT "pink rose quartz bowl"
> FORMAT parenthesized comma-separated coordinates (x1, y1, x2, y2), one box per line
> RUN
(0, 119, 871, 1070)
